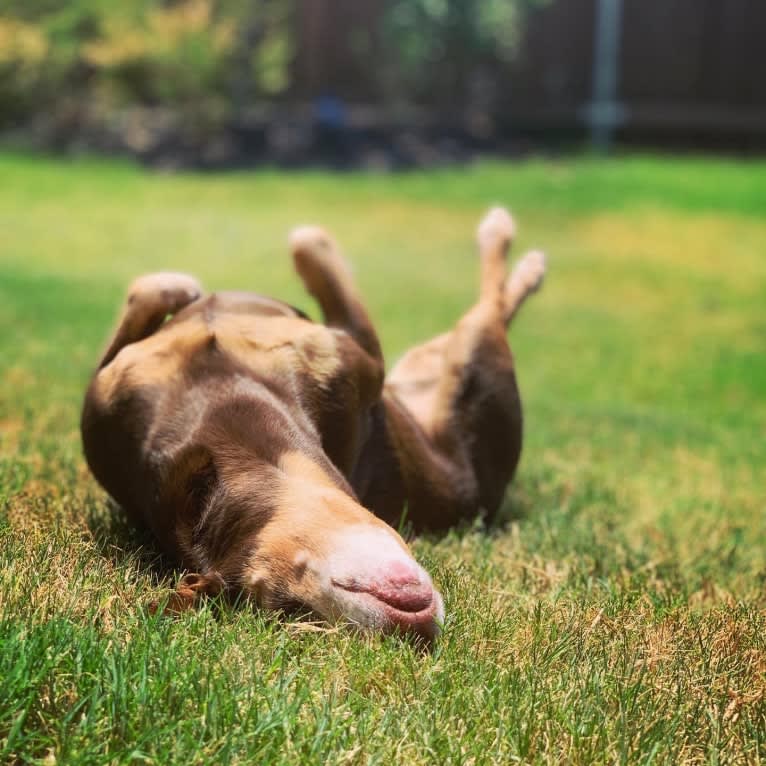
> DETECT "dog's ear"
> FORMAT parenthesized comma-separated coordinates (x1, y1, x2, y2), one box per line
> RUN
(162, 444, 218, 522)
(181, 448, 218, 518)
(151, 571, 225, 615)
(156, 444, 219, 570)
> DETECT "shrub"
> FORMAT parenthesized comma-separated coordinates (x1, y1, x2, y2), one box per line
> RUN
(0, 0, 294, 129)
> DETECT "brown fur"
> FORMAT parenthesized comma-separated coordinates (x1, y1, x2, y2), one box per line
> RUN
(81, 210, 545, 621)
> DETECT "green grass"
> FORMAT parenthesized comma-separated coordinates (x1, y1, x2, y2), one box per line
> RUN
(1, 152, 765, 765)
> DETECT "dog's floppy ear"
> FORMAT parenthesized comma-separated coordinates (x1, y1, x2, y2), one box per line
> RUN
(180, 447, 218, 519)
(161, 444, 218, 524)
(148, 446, 224, 616)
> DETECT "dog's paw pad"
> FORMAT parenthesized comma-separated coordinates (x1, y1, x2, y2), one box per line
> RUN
(477, 207, 515, 250)
(289, 226, 333, 254)
(129, 272, 202, 311)
(511, 250, 546, 293)
(290, 225, 352, 287)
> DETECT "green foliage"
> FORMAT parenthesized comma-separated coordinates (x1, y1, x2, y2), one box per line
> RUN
(0, 0, 552, 130)
(0, 0, 294, 127)
(1, 154, 766, 763)
(381, 0, 548, 105)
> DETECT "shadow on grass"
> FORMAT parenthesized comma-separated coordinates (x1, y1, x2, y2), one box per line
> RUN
(84, 498, 176, 588)
(85, 502, 253, 621)
(491, 485, 534, 531)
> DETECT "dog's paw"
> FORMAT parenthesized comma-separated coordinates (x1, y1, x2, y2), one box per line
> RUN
(128, 272, 202, 313)
(289, 225, 333, 254)
(510, 250, 546, 294)
(289, 225, 352, 290)
(477, 207, 515, 251)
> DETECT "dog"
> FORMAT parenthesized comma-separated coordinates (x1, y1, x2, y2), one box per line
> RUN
(81, 207, 545, 641)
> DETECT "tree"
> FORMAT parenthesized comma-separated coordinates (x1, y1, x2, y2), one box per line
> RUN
(381, 0, 548, 110)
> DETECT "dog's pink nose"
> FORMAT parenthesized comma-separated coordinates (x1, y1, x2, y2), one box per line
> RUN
(366, 561, 433, 612)
(385, 559, 421, 585)
(366, 579, 434, 612)
(325, 526, 445, 638)
(334, 559, 433, 612)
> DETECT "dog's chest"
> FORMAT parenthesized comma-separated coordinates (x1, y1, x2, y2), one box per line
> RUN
(92, 311, 371, 479)
(98, 313, 343, 399)
(210, 314, 342, 385)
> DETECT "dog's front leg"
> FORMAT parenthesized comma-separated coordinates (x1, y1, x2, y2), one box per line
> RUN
(98, 272, 203, 368)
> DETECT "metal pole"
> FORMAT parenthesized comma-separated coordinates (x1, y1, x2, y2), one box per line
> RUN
(588, 0, 624, 151)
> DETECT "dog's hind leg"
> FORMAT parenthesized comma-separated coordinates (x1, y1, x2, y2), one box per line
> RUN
(390, 208, 517, 441)
(503, 249, 546, 326)
(289, 227, 384, 366)
(387, 208, 546, 526)
(98, 272, 202, 369)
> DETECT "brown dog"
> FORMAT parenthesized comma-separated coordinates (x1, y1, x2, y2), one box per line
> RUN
(81, 208, 545, 640)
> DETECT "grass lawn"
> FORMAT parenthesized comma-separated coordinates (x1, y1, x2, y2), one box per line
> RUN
(1, 152, 765, 764)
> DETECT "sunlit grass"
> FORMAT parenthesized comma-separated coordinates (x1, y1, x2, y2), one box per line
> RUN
(1, 152, 765, 764)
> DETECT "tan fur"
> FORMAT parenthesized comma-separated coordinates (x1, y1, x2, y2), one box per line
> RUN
(279, 451, 343, 489)
(212, 314, 342, 381)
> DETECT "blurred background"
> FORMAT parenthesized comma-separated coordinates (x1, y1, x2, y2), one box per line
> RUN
(1, 0, 764, 169)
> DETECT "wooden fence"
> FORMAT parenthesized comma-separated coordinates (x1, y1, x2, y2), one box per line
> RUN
(290, 0, 766, 147)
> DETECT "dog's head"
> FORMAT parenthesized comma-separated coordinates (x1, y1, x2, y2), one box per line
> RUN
(246, 459, 445, 641)
(164, 442, 444, 642)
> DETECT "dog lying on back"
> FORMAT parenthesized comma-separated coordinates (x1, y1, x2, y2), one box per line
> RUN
(81, 208, 545, 641)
